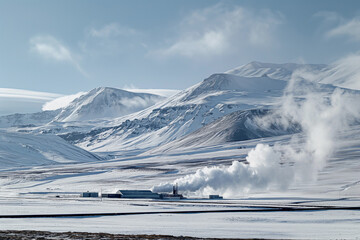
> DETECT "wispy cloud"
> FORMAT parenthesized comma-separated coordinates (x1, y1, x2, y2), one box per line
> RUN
(30, 35, 89, 77)
(327, 18, 360, 41)
(89, 23, 140, 38)
(160, 31, 226, 57)
(81, 23, 143, 55)
(317, 12, 360, 42)
(152, 4, 283, 58)
(314, 11, 343, 23)
(0, 88, 62, 101)
(0, 88, 63, 116)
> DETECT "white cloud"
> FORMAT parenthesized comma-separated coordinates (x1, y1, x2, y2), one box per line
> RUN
(89, 23, 139, 38)
(0, 88, 63, 116)
(30, 35, 88, 77)
(80, 23, 143, 55)
(314, 11, 343, 23)
(327, 18, 360, 41)
(0, 88, 62, 101)
(30, 36, 72, 61)
(152, 4, 283, 58)
(162, 31, 226, 57)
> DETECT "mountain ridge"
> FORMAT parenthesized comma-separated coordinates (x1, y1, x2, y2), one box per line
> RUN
(0, 87, 165, 128)
(54, 87, 165, 122)
(226, 61, 328, 81)
(61, 74, 289, 153)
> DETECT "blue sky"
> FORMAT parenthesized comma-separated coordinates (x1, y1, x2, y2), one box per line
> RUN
(1, 0, 360, 96)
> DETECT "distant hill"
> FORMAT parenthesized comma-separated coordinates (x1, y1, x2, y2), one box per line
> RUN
(54, 87, 164, 122)
(0, 131, 101, 169)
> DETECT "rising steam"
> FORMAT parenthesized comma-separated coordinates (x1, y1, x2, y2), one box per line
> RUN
(153, 65, 360, 197)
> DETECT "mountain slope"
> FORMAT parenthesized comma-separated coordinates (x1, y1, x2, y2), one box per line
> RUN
(0, 110, 60, 128)
(54, 87, 165, 122)
(0, 87, 165, 131)
(316, 62, 360, 90)
(61, 71, 356, 155)
(61, 74, 288, 153)
(227, 61, 360, 91)
(147, 109, 301, 154)
(0, 131, 101, 169)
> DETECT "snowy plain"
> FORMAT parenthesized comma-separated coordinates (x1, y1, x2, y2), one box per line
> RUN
(0, 125, 359, 239)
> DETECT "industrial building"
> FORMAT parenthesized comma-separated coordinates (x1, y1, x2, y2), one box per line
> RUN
(80, 185, 193, 200)
(116, 190, 161, 199)
(209, 194, 223, 199)
(101, 193, 122, 198)
(81, 192, 99, 197)
(81, 189, 223, 200)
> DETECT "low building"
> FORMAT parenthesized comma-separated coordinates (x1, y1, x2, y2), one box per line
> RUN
(117, 190, 161, 199)
(209, 194, 223, 199)
(81, 192, 99, 198)
(160, 194, 183, 200)
(101, 193, 122, 198)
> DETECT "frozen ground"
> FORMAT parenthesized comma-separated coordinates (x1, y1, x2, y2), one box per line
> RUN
(0, 231, 220, 240)
(0, 125, 360, 239)
(1, 209, 359, 239)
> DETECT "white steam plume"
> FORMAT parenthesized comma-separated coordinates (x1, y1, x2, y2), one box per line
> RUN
(153, 144, 293, 196)
(153, 66, 360, 197)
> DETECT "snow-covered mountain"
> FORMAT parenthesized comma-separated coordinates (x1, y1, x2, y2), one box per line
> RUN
(61, 74, 288, 153)
(0, 87, 165, 129)
(2, 59, 360, 200)
(54, 87, 165, 122)
(61, 70, 357, 155)
(316, 62, 360, 90)
(0, 131, 101, 169)
(3, 61, 358, 160)
(227, 61, 360, 91)
(226, 61, 327, 81)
